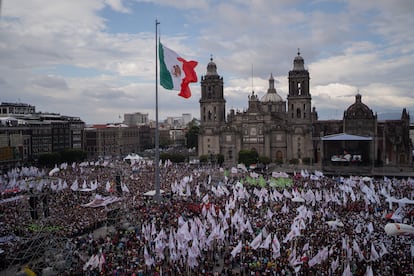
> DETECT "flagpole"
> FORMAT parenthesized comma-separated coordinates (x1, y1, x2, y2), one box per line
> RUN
(155, 19, 161, 203)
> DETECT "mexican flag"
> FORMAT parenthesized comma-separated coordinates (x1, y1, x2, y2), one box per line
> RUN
(159, 42, 198, 98)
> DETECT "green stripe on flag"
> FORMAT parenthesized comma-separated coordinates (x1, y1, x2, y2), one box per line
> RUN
(159, 42, 174, 90)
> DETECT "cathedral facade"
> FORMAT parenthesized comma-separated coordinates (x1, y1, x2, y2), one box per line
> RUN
(198, 53, 412, 168)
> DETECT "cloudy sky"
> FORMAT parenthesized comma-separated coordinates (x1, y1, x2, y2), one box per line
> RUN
(1, 0, 413, 124)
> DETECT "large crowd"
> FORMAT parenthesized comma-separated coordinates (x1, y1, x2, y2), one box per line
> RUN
(0, 159, 413, 275)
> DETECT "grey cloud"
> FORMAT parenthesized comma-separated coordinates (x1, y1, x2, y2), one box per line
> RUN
(82, 88, 128, 99)
(30, 75, 69, 90)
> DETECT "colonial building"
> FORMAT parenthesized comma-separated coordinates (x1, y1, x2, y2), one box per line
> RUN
(123, 112, 149, 127)
(0, 102, 85, 166)
(83, 124, 170, 159)
(198, 53, 412, 168)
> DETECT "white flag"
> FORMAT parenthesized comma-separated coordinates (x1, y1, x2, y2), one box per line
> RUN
(231, 240, 243, 258)
(121, 183, 130, 193)
(71, 179, 79, 191)
(260, 233, 272, 249)
(367, 222, 374, 233)
(379, 242, 388, 257)
(272, 235, 281, 258)
(250, 232, 262, 250)
(144, 247, 154, 267)
(342, 263, 352, 276)
(365, 265, 374, 276)
(331, 256, 339, 272)
(353, 240, 365, 261)
(371, 243, 380, 261)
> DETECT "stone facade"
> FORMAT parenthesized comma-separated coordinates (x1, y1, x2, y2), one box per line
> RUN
(198, 53, 412, 167)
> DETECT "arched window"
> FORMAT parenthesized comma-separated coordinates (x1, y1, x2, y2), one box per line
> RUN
(296, 108, 301, 118)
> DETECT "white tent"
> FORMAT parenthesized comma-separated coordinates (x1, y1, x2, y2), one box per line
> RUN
(143, 189, 165, 197)
(123, 153, 143, 162)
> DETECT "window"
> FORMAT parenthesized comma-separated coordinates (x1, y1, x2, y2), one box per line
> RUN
(250, 127, 257, 136)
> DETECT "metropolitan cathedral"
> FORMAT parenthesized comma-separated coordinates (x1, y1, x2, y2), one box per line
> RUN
(198, 52, 412, 168)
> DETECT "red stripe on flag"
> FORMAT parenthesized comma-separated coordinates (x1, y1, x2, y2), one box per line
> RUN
(177, 57, 198, 99)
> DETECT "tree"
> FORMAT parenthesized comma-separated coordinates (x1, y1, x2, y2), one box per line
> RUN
(238, 149, 259, 166)
(302, 157, 312, 165)
(258, 156, 271, 165)
(38, 152, 61, 167)
(37, 149, 87, 168)
(199, 155, 208, 163)
(60, 149, 87, 163)
(185, 120, 200, 149)
(216, 154, 224, 165)
(160, 152, 186, 163)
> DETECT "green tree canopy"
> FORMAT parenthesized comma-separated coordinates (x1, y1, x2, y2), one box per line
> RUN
(238, 149, 259, 166)
(185, 120, 200, 149)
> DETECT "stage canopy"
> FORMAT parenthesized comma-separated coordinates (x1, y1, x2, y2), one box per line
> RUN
(321, 133, 372, 141)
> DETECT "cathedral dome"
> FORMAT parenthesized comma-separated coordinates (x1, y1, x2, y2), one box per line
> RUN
(261, 92, 283, 102)
(344, 93, 375, 119)
(206, 57, 218, 76)
(293, 50, 305, 71)
(261, 73, 283, 102)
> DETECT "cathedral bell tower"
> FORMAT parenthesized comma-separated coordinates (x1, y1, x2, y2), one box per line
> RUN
(199, 57, 226, 125)
(287, 50, 313, 161)
(198, 57, 226, 157)
(288, 50, 311, 121)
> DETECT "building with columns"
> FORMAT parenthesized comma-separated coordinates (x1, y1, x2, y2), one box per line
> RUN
(198, 53, 412, 168)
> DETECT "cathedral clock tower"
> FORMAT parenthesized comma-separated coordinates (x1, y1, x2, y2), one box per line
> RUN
(198, 57, 226, 157)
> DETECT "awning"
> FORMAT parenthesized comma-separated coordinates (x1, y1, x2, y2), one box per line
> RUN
(321, 133, 372, 141)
